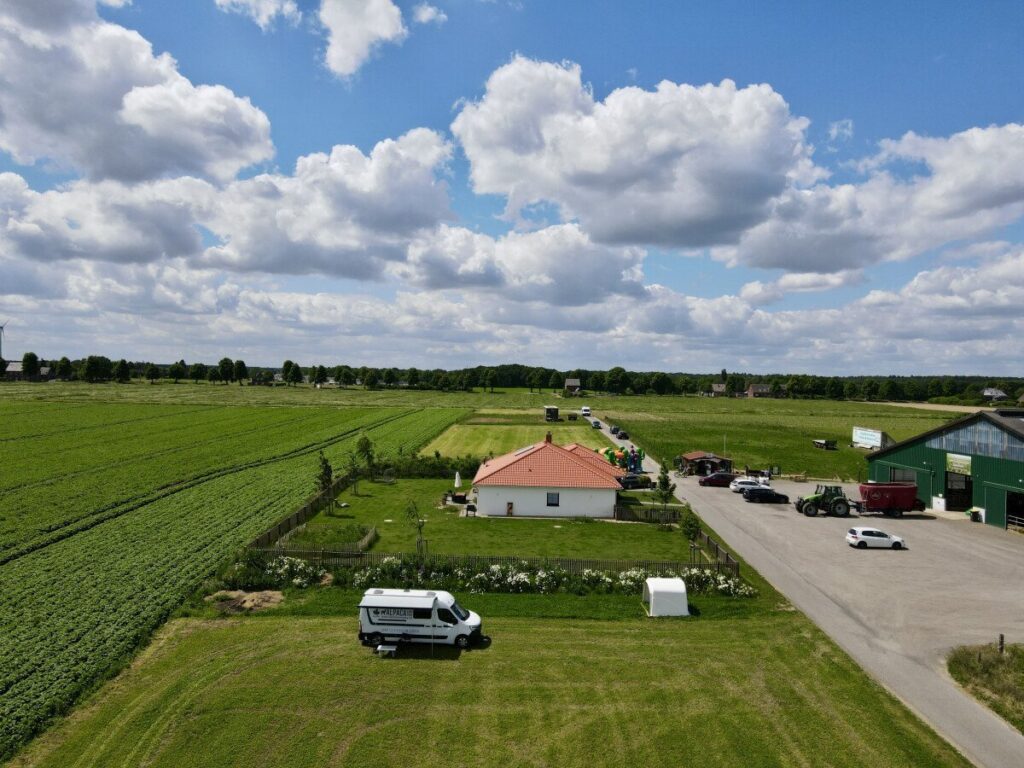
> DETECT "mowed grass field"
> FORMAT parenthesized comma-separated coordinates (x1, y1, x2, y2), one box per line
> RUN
(421, 422, 611, 457)
(10, 608, 969, 768)
(289, 479, 692, 559)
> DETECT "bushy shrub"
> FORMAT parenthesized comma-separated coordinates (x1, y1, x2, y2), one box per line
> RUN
(334, 557, 755, 598)
(223, 553, 326, 590)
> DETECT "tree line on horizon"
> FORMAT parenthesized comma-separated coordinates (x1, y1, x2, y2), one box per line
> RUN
(2, 353, 1021, 405)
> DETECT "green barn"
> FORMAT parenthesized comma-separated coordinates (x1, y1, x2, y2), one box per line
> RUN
(866, 408, 1024, 530)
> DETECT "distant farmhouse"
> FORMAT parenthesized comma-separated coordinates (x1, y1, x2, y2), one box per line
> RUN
(4, 362, 51, 382)
(983, 387, 1008, 402)
(564, 377, 581, 395)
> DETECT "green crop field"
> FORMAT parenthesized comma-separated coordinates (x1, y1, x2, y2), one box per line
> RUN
(421, 422, 611, 458)
(9, 603, 968, 768)
(0, 397, 467, 760)
(287, 479, 691, 559)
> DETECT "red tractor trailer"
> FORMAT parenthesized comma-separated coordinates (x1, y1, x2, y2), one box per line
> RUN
(856, 482, 925, 517)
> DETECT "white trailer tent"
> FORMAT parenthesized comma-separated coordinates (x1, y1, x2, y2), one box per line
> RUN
(643, 577, 689, 617)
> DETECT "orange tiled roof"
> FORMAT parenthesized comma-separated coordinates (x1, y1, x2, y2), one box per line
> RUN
(473, 441, 622, 489)
(562, 444, 625, 477)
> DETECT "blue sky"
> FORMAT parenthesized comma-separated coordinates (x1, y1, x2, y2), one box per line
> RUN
(0, 0, 1022, 373)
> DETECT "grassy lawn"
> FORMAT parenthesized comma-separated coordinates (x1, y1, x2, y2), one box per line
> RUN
(287, 479, 697, 561)
(948, 643, 1024, 734)
(420, 422, 611, 457)
(11, 610, 968, 768)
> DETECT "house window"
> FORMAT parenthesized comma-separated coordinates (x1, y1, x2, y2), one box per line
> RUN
(546, 492, 560, 507)
(890, 468, 916, 482)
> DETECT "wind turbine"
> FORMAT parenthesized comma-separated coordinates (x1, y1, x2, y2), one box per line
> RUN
(0, 320, 7, 361)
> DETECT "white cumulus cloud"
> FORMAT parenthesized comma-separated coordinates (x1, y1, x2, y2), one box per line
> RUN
(214, 0, 301, 29)
(319, 0, 407, 78)
(0, 2, 273, 182)
(451, 56, 822, 248)
(412, 3, 447, 25)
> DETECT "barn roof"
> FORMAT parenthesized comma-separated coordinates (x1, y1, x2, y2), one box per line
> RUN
(473, 438, 621, 489)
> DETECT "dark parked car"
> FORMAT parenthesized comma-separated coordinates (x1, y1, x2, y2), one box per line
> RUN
(742, 487, 790, 504)
(617, 431, 630, 441)
(618, 474, 652, 490)
(609, 425, 620, 436)
(698, 472, 738, 487)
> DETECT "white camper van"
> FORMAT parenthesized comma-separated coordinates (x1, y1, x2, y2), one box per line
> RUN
(580, 406, 591, 417)
(358, 588, 483, 648)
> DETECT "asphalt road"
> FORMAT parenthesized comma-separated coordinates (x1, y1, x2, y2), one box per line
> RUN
(593, 418, 1024, 767)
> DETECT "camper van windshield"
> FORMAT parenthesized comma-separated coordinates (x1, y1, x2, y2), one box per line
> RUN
(451, 602, 470, 621)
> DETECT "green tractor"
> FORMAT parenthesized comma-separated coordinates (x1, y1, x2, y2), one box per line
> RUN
(795, 485, 852, 517)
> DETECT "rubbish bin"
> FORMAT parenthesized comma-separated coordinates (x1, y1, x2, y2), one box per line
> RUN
(968, 507, 982, 523)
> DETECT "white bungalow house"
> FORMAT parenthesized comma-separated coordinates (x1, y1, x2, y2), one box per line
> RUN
(472, 434, 623, 518)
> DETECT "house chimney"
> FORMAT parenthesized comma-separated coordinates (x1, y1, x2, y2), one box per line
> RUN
(545, 431, 552, 443)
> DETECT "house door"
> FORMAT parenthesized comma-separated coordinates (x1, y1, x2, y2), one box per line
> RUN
(506, 502, 514, 517)
(945, 472, 972, 511)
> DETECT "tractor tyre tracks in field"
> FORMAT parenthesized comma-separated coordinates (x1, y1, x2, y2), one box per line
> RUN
(0, 409, 415, 568)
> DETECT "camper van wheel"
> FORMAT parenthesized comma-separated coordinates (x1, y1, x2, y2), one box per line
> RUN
(455, 635, 470, 649)
(367, 633, 383, 647)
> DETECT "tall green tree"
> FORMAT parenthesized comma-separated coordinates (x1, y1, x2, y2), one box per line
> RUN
(282, 360, 294, 383)
(167, 360, 187, 383)
(207, 368, 221, 384)
(484, 369, 497, 392)
(313, 365, 327, 385)
(55, 356, 73, 380)
(218, 357, 234, 384)
(22, 352, 40, 379)
(0, 357, 7, 375)
(406, 367, 420, 387)
(287, 362, 304, 385)
(232, 359, 248, 385)
(383, 367, 398, 387)
(356, 433, 375, 473)
(363, 368, 380, 389)
(606, 367, 627, 394)
(113, 359, 131, 383)
(189, 362, 208, 383)
(80, 356, 113, 383)
(144, 363, 160, 383)
(315, 451, 334, 512)
(654, 464, 677, 513)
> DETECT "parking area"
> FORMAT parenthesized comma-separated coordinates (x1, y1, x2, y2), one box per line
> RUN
(679, 477, 1024, 767)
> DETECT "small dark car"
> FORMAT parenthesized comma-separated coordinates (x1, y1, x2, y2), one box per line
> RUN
(698, 472, 738, 487)
(618, 474, 652, 490)
(742, 487, 790, 504)
(609, 425, 620, 436)
(617, 431, 630, 441)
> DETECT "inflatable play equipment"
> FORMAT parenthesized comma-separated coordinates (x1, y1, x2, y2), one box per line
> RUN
(603, 445, 645, 474)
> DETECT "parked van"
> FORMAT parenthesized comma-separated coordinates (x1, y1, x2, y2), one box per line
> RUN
(580, 406, 591, 417)
(358, 588, 482, 648)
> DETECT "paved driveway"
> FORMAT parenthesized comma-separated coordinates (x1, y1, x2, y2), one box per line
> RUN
(678, 476, 1024, 768)
(592, 415, 1024, 764)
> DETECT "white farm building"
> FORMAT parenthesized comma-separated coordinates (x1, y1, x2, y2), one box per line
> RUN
(472, 434, 623, 518)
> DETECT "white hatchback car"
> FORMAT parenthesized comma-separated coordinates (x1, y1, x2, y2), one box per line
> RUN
(846, 527, 906, 550)
(729, 477, 768, 493)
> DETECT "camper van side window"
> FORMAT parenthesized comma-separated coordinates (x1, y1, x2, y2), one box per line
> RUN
(413, 608, 432, 619)
(436, 608, 457, 625)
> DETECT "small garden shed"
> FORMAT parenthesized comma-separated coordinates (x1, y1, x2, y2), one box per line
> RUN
(643, 577, 689, 617)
